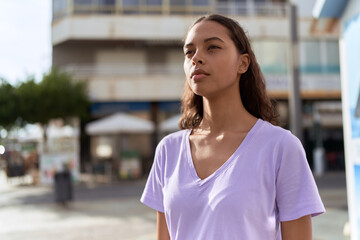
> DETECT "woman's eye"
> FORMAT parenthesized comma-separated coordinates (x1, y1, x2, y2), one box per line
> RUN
(184, 50, 193, 56)
(208, 45, 220, 50)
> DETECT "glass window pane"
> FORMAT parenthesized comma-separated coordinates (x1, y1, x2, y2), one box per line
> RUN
(74, 0, 94, 5)
(170, 0, 185, 14)
(98, 0, 115, 13)
(170, 0, 185, 6)
(99, 0, 115, 5)
(146, 0, 162, 5)
(252, 40, 288, 74)
(53, 0, 67, 12)
(325, 40, 340, 73)
(74, 0, 95, 14)
(218, 0, 246, 2)
(123, 0, 139, 6)
(193, 0, 209, 6)
(123, 0, 140, 13)
(53, 0, 68, 19)
(145, 0, 162, 14)
(300, 41, 322, 73)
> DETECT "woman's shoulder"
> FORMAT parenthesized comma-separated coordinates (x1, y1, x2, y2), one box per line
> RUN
(258, 119, 301, 146)
(254, 120, 305, 162)
(157, 129, 190, 149)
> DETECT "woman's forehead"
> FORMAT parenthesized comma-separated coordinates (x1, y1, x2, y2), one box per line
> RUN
(185, 21, 231, 44)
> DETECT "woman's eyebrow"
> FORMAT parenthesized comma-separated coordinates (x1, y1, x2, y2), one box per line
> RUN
(183, 37, 224, 49)
(204, 37, 224, 43)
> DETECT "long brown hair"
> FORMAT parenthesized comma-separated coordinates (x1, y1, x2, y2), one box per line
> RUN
(179, 14, 278, 129)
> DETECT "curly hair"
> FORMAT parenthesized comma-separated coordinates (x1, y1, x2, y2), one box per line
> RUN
(179, 14, 278, 129)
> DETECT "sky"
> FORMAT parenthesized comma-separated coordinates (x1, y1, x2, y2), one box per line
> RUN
(0, 0, 52, 85)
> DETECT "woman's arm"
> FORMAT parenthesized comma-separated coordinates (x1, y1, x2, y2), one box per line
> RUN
(157, 211, 170, 240)
(281, 215, 312, 240)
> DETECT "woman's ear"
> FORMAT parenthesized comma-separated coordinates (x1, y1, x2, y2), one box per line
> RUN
(238, 53, 250, 74)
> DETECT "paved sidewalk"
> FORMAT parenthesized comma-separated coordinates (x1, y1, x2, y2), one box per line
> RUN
(0, 170, 157, 240)
(0, 170, 350, 240)
(313, 172, 349, 240)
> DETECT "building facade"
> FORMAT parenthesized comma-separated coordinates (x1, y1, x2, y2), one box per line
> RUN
(52, 0, 344, 175)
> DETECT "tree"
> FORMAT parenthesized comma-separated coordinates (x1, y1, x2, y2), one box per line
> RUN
(21, 69, 90, 143)
(1, 69, 90, 143)
(16, 76, 41, 125)
(14, 68, 89, 125)
(0, 78, 18, 130)
(37, 68, 89, 124)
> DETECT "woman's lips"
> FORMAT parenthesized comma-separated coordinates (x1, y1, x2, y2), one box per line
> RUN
(192, 73, 208, 81)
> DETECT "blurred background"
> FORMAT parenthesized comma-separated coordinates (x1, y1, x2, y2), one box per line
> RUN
(0, 0, 351, 239)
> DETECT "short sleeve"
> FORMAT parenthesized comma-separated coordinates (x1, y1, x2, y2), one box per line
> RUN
(140, 141, 165, 213)
(275, 132, 325, 222)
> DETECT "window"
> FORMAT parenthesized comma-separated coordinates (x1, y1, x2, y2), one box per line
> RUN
(123, 0, 140, 13)
(98, 0, 115, 13)
(53, 0, 68, 20)
(123, 0, 140, 5)
(170, 0, 186, 14)
(74, 0, 93, 5)
(216, 0, 247, 15)
(325, 41, 340, 73)
(146, 48, 168, 74)
(299, 40, 340, 74)
(145, 0, 162, 14)
(146, 0, 162, 5)
(99, 0, 115, 4)
(300, 41, 322, 73)
(170, 0, 185, 5)
(74, 0, 94, 14)
(217, 0, 246, 2)
(252, 40, 288, 74)
(193, 0, 209, 6)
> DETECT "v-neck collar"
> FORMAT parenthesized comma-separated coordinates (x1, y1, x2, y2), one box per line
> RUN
(185, 118, 262, 186)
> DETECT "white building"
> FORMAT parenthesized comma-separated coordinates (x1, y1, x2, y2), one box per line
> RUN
(51, 0, 343, 174)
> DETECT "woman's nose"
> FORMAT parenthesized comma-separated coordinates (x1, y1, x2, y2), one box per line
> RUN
(192, 51, 204, 65)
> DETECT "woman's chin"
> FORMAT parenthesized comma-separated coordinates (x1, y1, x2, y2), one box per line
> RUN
(191, 86, 223, 99)
(190, 85, 211, 97)
(191, 89, 207, 98)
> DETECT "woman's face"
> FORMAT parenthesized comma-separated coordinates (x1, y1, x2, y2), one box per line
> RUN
(183, 20, 249, 98)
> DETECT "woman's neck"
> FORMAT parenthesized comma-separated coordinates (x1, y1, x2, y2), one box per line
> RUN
(198, 90, 257, 134)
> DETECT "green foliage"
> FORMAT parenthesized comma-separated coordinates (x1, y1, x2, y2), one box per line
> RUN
(0, 69, 90, 129)
(37, 68, 90, 124)
(0, 78, 18, 130)
(16, 76, 41, 125)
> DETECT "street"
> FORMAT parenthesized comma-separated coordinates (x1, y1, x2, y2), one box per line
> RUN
(0, 170, 349, 240)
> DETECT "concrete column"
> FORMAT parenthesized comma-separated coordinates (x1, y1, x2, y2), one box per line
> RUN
(115, 0, 123, 14)
(287, 3, 303, 142)
(163, 0, 170, 14)
(67, 0, 74, 16)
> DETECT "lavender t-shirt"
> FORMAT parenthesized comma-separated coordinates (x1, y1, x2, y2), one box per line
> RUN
(140, 119, 325, 240)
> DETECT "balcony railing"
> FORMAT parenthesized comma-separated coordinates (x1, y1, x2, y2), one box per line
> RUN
(53, 0, 287, 21)
(265, 74, 340, 92)
(60, 63, 340, 92)
(61, 63, 184, 78)
(216, 2, 286, 16)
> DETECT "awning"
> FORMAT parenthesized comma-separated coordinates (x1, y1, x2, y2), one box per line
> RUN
(86, 112, 154, 135)
(313, 0, 349, 18)
(11, 124, 76, 142)
(160, 114, 181, 133)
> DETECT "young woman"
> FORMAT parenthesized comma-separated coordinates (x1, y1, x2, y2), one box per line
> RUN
(141, 14, 325, 240)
